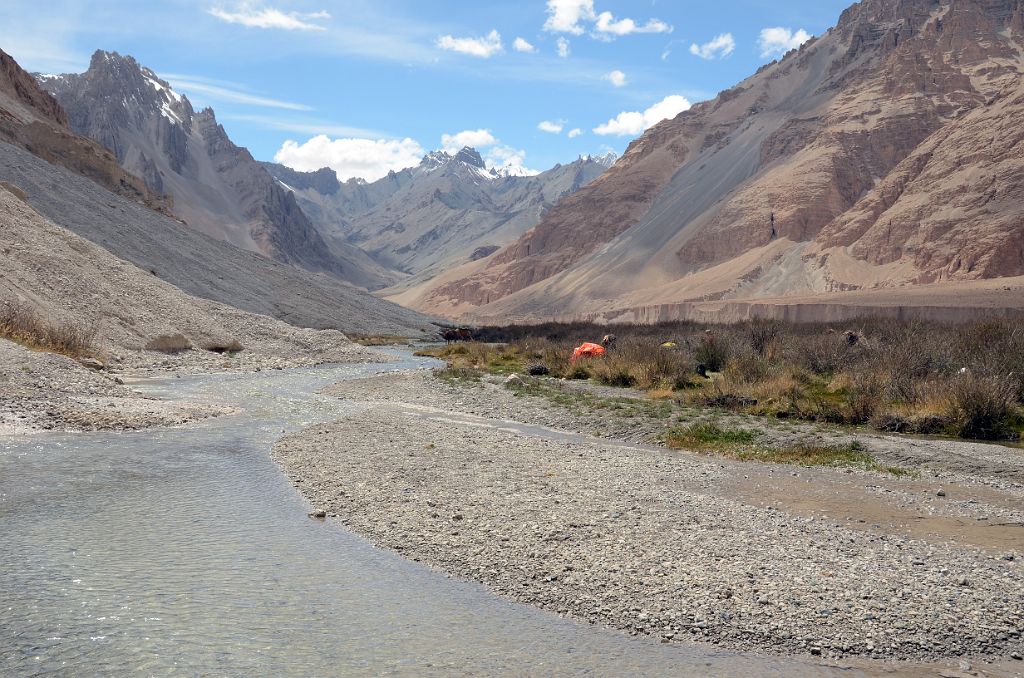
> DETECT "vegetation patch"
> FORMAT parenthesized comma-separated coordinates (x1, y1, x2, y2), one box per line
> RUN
(664, 421, 758, 449)
(145, 333, 191, 354)
(352, 334, 411, 346)
(202, 339, 244, 354)
(445, 318, 1024, 442)
(0, 300, 97, 359)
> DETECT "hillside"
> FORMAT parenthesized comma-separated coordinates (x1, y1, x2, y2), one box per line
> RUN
(0, 140, 436, 337)
(262, 149, 614, 291)
(403, 0, 1024, 322)
(39, 51, 395, 290)
(0, 184, 367, 358)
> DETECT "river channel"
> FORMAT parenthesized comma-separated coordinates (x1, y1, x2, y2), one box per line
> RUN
(1, 351, 927, 676)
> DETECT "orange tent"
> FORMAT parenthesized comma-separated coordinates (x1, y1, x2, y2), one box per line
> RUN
(571, 342, 606, 362)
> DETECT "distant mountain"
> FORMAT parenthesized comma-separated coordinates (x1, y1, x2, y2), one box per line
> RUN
(262, 148, 615, 290)
(406, 0, 1024, 322)
(0, 48, 170, 214)
(38, 51, 396, 290)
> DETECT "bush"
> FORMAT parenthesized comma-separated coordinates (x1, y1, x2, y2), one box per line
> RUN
(845, 373, 884, 424)
(601, 370, 636, 388)
(724, 352, 773, 384)
(0, 300, 97, 358)
(747, 320, 783, 358)
(202, 339, 244, 354)
(945, 372, 1018, 440)
(567, 365, 591, 380)
(145, 333, 191, 353)
(694, 333, 729, 372)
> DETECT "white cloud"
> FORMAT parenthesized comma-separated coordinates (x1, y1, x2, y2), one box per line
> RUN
(593, 94, 691, 136)
(689, 33, 735, 60)
(543, 0, 671, 37)
(604, 69, 627, 87)
(538, 120, 564, 134)
(274, 135, 424, 182)
(567, 128, 582, 138)
(441, 129, 497, 152)
(485, 146, 539, 176)
(556, 37, 571, 57)
(208, 5, 330, 31)
(165, 76, 313, 110)
(513, 37, 537, 53)
(436, 29, 503, 58)
(594, 12, 671, 36)
(758, 27, 812, 58)
(543, 0, 593, 34)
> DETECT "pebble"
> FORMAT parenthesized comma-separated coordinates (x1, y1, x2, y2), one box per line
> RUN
(271, 368, 1024, 663)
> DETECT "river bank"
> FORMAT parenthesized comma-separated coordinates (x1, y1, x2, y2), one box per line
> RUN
(273, 368, 1024, 668)
(0, 336, 383, 434)
(5, 354, 907, 678)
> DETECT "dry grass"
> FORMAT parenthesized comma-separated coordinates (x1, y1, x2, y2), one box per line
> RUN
(439, 318, 1024, 442)
(0, 299, 97, 359)
(145, 333, 191, 354)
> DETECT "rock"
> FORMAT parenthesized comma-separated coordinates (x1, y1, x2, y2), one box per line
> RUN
(309, 510, 326, 519)
(505, 374, 526, 387)
(1011, 651, 1022, 660)
(936, 489, 946, 497)
(79, 358, 105, 371)
(527, 364, 550, 376)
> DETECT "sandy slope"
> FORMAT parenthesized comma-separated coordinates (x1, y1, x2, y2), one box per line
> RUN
(0, 183, 385, 433)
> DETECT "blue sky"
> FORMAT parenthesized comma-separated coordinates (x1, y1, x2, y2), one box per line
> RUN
(1, 0, 852, 180)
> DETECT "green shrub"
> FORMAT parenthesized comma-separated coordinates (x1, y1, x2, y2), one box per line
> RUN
(694, 333, 729, 372)
(946, 372, 1018, 440)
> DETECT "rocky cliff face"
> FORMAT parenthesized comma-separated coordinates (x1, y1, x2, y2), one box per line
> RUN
(263, 149, 615, 291)
(410, 0, 1024, 321)
(0, 48, 170, 214)
(39, 51, 393, 289)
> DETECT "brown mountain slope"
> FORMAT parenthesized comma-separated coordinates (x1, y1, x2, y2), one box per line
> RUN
(0, 48, 171, 214)
(405, 0, 1024, 322)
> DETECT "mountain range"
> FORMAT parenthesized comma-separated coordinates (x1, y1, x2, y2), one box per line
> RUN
(0, 48, 434, 337)
(37, 50, 400, 290)
(398, 0, 1024, 323)
(262, 148, 615, 290)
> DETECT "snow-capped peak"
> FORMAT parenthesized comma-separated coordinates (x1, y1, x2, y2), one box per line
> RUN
(580, 151, 618, 168)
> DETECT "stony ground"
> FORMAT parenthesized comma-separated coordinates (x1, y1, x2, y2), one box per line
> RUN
(273, 369, 1024, 667)
(0, 338, 384, 435)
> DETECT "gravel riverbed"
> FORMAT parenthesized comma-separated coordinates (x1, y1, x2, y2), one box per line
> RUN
(273, 370, 1024, 665)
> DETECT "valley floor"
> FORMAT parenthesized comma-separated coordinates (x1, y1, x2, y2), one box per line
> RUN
(273, 369, 1024, 668)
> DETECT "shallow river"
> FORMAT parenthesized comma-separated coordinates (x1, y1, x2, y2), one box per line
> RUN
(1, 352, 912, 676)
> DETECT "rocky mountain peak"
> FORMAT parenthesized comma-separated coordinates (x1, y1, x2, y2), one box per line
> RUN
(452, 146, 486, 169)
(42, 49, 194, 133)
(421, 150, 452, 168)
(581, 151, 618, 168)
